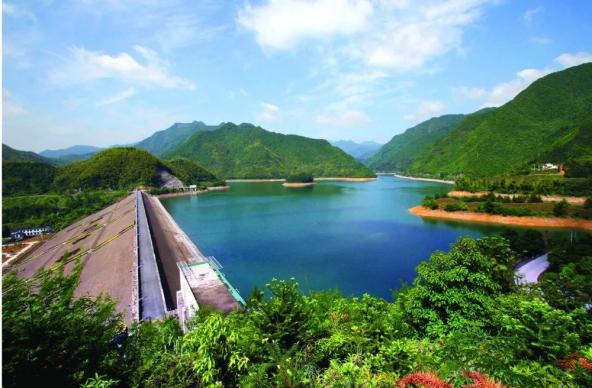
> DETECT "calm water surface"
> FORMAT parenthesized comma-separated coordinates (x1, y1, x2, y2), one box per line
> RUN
(161, 176, 511, 300)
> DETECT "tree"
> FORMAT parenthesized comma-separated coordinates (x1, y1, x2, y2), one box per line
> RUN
(553, 200, 569, 217)
(2, 262, 124, 388)
(400, 237, 504, 336)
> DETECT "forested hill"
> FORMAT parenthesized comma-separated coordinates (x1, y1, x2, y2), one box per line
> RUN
(164, 123, 376, 179)
(52, 148, 217, 191)
(367, 114, 467, 172)
(135, 121, 220, 157)
(2, 144, 55, 165)
(408, 63, 592, 177)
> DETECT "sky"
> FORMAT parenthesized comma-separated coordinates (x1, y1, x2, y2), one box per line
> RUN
(3, 0, 592, 152)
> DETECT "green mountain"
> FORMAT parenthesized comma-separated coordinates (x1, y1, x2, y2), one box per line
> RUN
(367, 114, 467, 172)
(331, 140, 382, 162)
(135, 121, 220, 157)
(164, 123, 375, 179)
(409, 63, 592, 177)
(164, 158, 217, 184)
(52, 147, 217, 192)
(3, 144, 55, 165)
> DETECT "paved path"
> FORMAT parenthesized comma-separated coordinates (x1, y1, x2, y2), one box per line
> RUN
(136, 191, 166, 320)
(516, 253, 549, 284)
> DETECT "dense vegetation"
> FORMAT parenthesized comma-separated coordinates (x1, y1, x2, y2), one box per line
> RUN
(367, 114, 466, 172)
(454, 175, 592, 196)
(3, 234, 591, 387)
(2, 191, 127, 233)
(164, 157, 217, 184)
(52, 148, 171, 191)
(164, 123, 375, 179)
(286, 173, 314, 183)
(2, 161, 57, 196)
(408, 63, 592, 177)
(423, 193, 592, 219)
(135, 121, 220, 157)
(2, 144, 56, 165)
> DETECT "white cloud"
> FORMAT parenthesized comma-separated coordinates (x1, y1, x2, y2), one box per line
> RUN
(50, 46, 196, 90)
(316, 109, 372, 128)
(529, 36, 551, 45)
(239, 0, 492, 71)
(523, 6, 543, 26)
(3, 2, 36, 22)
(237, 0, 373, 50)
(482, 68, 551, 106)
(258, 102, 281, 121)
(555, 52, 592, 68)
(3, 101, 26, 118)
(97, 88, 136, 106)
(403, 100, 444, 121)
(454, 86, 486, 99)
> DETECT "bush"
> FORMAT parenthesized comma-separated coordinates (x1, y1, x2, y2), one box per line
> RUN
(553, 200, 569, 217)
(444, 202, 469, 212)
(422, 196, 439, 210)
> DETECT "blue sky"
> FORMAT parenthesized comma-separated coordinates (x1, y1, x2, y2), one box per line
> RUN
(3, 0, 592, 152)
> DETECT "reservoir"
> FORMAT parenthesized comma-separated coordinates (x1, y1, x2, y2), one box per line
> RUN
(160, 176, 509, 300)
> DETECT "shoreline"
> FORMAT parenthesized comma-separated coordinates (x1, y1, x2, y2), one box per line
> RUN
(448, 190, 587, 205)
(156, 186, 230, 199)
(226, 177, 377, 183)
(392, 174, 455, 185)
(409, 205, 592, 231)
(282, 182, 316, 187)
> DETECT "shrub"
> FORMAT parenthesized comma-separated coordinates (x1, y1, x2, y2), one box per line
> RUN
(553, 200, 569, 217)
(286, 173, 314, 183)
(444, 202, 469, 212)
(422, 196, 439, 210)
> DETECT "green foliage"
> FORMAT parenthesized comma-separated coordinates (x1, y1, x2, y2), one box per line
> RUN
(444, 202, 468, 212)
(286, 173, 314, 183)
(554, 199, 570, 217)
(367, 114, 466, 172)
(407, 63, 592, 177)
(455, 174, 592, 196)
(400, 237, 507, 336)
(135, 121, 219, 157)
(164, 157, 217, 185)
(4, 236, 591, 387)
(2, 191, 126, 230)
(2, 161, 57, 196)
(2, 143, 56, 165)
(164, 123, 375, 179)
(2, 262, 124, 388)
(422, 196, 439, 210)
(52, 147, 170, 191)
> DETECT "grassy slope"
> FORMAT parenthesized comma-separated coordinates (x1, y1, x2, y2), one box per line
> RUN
(164, 123, 375, 179)
(135, 121, 219, 157)
(410, 63, 592, 177)
(367, 114, 466, 172)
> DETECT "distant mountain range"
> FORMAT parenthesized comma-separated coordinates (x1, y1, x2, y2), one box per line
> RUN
(40, 145, 104, 159)
(369, 62, 592, 177)
(331, 141, 382, 162)
(5, 63, 591, 181)
(163, 123, 375, 179)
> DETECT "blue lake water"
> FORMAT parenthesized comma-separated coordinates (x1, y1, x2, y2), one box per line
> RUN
(160, 176, 512, 300)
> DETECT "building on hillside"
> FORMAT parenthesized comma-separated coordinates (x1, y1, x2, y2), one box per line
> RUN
(10, 226, 53, 241)
(541, 163, 559, 171)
